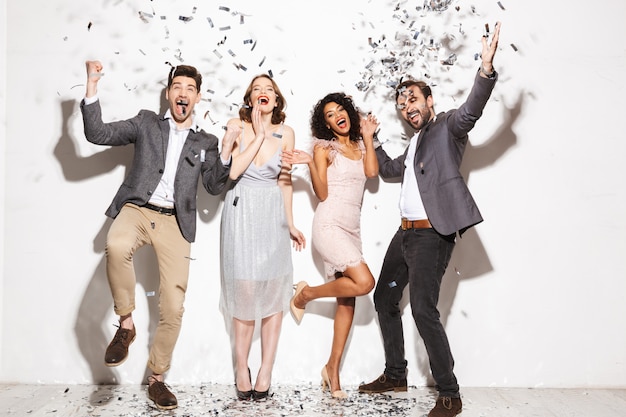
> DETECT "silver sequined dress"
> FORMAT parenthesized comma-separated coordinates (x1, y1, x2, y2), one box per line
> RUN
(220, 136, 293, 321)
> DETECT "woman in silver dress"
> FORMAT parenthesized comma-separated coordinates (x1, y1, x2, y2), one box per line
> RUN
(220, 75, 305, 400)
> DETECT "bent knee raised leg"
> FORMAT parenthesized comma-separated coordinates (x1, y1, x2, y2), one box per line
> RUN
(355, 279, 375, 297)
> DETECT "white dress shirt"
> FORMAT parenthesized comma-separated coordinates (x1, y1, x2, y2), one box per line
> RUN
(399, 132, 428, 220)
(150, 109, 195, 207)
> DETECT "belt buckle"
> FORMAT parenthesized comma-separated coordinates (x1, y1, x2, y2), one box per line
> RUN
(146, 203, 174, 215)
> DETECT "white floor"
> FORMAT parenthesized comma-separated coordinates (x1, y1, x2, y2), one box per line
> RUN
(1, 383, 625, 417)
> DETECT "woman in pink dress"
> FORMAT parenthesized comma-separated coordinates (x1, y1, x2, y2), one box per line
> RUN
(281, 92, 379, 398)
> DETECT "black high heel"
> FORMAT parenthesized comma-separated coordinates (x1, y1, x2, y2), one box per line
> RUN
(235, 368, 253, 400)
(236, 387, 253, 401)
(252, 386, 271, 401)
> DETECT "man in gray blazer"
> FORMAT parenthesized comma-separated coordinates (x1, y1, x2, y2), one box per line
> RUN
(359, 23, 502, 417)
(81, 61, 236, 410)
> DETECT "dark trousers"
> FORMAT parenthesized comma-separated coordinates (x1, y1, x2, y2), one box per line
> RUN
(374, 227, 459, 397)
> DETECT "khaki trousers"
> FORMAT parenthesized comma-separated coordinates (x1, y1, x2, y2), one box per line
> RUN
(105, 203, 191, 374)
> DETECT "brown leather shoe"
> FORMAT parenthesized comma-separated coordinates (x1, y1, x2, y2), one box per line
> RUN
(148, 377, 178, 410)
(104, 325, 136, 366)
(358, 373, 408, 393)
(428, 396, 462, 417)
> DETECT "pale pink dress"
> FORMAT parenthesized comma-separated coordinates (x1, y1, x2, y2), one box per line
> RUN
(311, 139, 367, 278)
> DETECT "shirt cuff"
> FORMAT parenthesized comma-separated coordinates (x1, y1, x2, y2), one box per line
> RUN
(83, 95, 99, 105)
(221, 155, 232, 166)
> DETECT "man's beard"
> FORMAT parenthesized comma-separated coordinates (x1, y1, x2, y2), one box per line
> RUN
(406, 106, 430, 131)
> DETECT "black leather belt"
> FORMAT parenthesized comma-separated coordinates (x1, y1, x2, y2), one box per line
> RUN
(144, 203, 176, 216)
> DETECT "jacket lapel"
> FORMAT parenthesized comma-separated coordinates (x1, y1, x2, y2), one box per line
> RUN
(415, 118, 433, 151)
(180, 131, 199, 168)
(158, 116, 170, 161)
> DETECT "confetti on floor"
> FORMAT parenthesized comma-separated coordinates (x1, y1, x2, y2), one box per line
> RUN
(1, 383, 435, 416)
(3, 384, 625, 417)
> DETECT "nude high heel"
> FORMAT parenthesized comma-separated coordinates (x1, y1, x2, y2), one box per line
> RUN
(321, 365, 348, 399)
(290, 281, 307, 324)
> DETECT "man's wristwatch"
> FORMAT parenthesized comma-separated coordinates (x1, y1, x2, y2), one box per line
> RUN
(480, 65, 496, 79)
(372, 132, 382, 149)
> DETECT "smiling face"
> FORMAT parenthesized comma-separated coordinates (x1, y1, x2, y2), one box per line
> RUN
(396, 85, 434, 131)
(323, 102, 351, 137)
(248, 76, 278, 110)
(239, 75, 287, 125)
(166, 75, 201, 125)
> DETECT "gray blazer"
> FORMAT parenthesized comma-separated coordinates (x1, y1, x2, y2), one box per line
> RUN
(376, 70, 497, 236)
(81, 100, 230, 242)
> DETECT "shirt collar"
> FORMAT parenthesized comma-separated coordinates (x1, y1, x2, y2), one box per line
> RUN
(413, 115, 436, 136)
(164, 109, 199, 132)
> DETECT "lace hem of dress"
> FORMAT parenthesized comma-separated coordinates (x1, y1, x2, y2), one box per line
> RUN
(325, 257, 365, 279)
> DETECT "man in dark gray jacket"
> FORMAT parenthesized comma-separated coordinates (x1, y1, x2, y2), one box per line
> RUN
(359, 23, 502, 417)
(81, 61, 236, 410)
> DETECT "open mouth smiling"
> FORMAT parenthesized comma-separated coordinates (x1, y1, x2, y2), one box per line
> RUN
(337, 118, 347, 128)
(257, 95, 269, 105)
(176, 99, 189, 115)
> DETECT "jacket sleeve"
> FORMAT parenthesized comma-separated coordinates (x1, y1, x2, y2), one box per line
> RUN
(81, 99, 145, 146)
(447, 70, 497, 139)
(375, 145, 406, 179)
(199, 133, 231, 195)
(81, 99, 152, 147)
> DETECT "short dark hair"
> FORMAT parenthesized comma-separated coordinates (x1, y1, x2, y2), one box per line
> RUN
(167, 65, 202, 91)
(310, 92, 361, 142)
(395, 79, 432, 102)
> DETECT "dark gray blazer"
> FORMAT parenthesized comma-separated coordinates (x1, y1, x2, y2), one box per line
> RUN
(81, 100, 230, 242)
(376, 70, 497, 236)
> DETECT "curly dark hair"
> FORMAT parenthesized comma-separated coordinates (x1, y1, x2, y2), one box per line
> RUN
(310, 92, 362, 142)
(238, 74, 287, 125)
(167, 65, 202, 91)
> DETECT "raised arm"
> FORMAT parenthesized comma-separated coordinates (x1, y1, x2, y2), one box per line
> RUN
(448, 21, 501, 138)
(219, 123, 240, 166)
(360, 113, 380, 178)
(479, 21, 501, 78)
(85, 60, 103, 98)
(227, 106, 266, 179)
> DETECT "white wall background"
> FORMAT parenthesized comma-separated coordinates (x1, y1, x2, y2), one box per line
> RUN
(1, 0, 625, 388)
